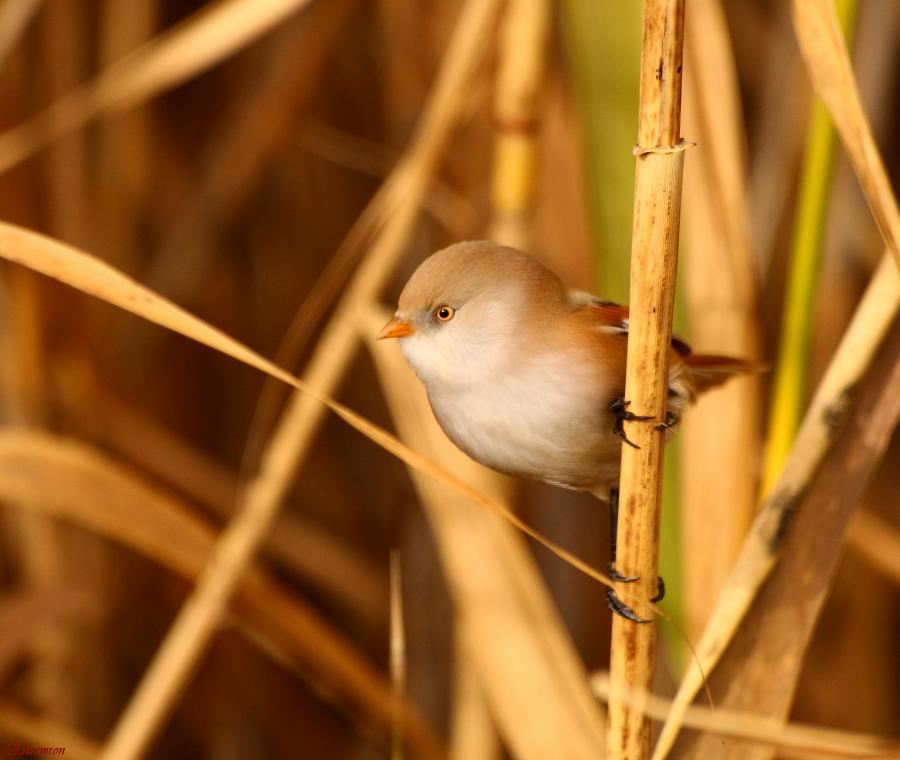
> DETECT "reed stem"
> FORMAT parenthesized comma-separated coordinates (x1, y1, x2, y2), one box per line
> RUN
(606, 1, 687, 758)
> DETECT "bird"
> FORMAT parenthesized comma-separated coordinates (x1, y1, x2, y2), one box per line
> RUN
(377, 240, 752, 621)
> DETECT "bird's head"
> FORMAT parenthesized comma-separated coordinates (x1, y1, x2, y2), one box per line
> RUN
(377, 241, 567, 390)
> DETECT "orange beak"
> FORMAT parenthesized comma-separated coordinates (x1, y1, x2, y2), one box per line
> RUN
(377, 315, 415, 340)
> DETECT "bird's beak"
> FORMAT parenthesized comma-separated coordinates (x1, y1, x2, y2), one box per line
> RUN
(377, 315, 415, 340)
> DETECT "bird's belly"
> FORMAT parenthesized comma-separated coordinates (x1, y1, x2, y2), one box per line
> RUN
(427, 375, 620, 491)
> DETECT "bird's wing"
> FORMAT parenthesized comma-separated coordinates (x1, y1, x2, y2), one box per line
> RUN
(567, 290, 692, 356)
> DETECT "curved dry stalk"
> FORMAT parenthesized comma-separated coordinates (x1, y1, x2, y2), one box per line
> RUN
(792, 0, 900, 268)
(0, 429, 442, 757)
(679, 304, 900, 760)
(651, 252, 900, 760)
(0, 0, 317, 175)
(607, 1, 687, 758)
(365, 307, 606, 760)
(488, 0, 549, 248)
(680, 0, 762, 636)
(591, 673, 900, 758)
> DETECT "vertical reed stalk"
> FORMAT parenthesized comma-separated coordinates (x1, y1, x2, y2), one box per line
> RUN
(763, 0, 858, 496)
(680, 0, 761, 637)
(562, 0, 641, 302)
(607, 2, 686, 758)
(488, 0, 549, 248)
(389, 550, 406, 760)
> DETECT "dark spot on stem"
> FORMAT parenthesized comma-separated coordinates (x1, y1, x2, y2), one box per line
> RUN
(766, 491, 799, 552)
(822, 386, 854, 435)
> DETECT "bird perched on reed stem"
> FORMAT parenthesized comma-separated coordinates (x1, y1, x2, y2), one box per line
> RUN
(378, 241, 751, 621)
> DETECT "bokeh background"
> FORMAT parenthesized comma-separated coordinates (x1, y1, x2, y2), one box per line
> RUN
(0, 0, 897, 757)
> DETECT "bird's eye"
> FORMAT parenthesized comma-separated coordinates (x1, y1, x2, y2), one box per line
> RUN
(435, 305, 455, 322)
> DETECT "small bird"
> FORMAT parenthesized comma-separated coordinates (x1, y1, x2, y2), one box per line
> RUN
(378, 241, 750, 621)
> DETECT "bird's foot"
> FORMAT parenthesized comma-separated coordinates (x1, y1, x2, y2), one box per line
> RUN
(609, 398, 653, 449)
(655, 411, 680, 433)
(606, 574, 666, 623)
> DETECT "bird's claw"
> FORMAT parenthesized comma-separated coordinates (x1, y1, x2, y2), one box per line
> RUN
(606, 589, 652, 624)
(607, 562, 639, 583)
(652, 576, 665, 603)
(654, 411, 680, 432)
(610, 398, 653, 449)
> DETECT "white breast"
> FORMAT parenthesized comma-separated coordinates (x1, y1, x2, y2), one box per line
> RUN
(424, 346, 620, 490)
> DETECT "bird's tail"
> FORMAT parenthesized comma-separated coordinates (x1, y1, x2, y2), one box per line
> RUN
(683, 354, 763, 395)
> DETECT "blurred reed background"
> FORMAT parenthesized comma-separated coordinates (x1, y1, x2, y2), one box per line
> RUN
(0, 0, 897, 758)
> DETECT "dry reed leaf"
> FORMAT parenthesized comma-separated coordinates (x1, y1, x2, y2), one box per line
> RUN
(0, 701, 100, 760)
(365, 307, 606, 760)
(651, 251, 900, 760)
(792, 0, 900, 267)
(680, 0, 762, 636)
(0, 428, 442, 757)
(0, 221, 301, 388)
(0, 0, 316, 174)
(846, 510, 900, 588)
(592, 672, 900, 758)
